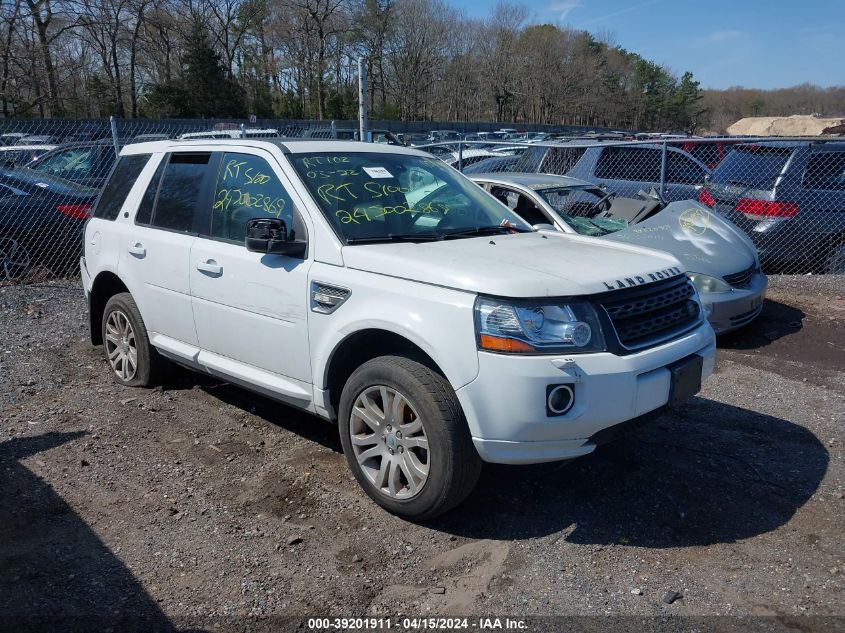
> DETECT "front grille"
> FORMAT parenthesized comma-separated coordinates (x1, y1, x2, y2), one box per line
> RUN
(724, 264, 757, 289)
(598, 275, 700, 351)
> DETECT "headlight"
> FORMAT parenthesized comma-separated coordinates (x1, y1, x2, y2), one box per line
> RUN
(474, 297, 605, 354)
(687, 272, 732, 294)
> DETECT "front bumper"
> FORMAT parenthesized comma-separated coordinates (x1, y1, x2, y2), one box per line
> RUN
(701, 273, 767, 335)
(455, 322, 716, 464)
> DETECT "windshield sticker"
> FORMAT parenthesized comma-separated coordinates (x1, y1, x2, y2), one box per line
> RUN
(679, 207, 710, 235)
(363, 166, 393, 179)
(35, 182, 49, 188)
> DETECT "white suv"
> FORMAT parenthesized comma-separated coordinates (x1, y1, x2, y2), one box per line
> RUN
(81, 139, 716, 519)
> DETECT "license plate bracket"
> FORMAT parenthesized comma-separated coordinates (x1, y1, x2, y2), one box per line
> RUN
(668, 354, 703, 407)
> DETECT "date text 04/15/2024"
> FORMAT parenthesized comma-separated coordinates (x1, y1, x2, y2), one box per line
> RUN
(306, 617, 528, 630)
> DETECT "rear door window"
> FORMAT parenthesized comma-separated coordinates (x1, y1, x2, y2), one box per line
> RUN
(144, 153, 212, 232)
(802, 151, 845, 190)
(94, 154, 150, 220)
(710, 145, 792, 189)
(595, 147, 661, 181)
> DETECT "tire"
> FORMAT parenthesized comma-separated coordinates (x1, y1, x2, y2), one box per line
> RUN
(101, 292, 164, 387)
(0, 236, 32, 283)
(823, 237, 845, 274)
(338, 355, 482, 520)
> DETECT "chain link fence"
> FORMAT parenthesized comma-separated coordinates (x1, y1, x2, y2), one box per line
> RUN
(0, 117, 843, 285)
(423, 137, 845, 276)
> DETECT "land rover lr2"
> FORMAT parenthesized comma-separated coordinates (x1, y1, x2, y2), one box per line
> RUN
(82, 140, 716, 519)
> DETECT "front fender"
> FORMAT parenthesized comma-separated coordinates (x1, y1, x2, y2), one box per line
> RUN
(307, 264, 480, 394)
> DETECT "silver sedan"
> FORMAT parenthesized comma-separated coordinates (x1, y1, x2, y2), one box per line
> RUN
(471, 173, 768, 335)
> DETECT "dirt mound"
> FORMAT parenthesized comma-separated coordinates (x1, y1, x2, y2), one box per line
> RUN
(727, 114, 845, 136)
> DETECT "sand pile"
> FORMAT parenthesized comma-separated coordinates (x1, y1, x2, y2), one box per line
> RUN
(727, 115, 845, 136)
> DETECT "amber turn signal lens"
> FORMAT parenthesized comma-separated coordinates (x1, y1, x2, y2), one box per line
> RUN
(479, 334, 535, 353)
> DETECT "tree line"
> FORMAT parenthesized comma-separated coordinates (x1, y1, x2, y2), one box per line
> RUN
(1, 0, 842, 132)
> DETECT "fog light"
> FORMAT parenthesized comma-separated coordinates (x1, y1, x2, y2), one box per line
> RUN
(547, 384, 575, 416)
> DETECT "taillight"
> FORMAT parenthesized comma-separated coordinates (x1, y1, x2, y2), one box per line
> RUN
(698, 189, 715, 207)
(736, 198, 799, 218)
(56, 203, 93, 219)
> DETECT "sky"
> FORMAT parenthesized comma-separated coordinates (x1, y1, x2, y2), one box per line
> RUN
(456, 0, 845, 90)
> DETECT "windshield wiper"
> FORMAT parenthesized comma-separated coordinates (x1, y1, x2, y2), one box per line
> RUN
(345, 233, 443, 244)
(442, 225, 529, 239)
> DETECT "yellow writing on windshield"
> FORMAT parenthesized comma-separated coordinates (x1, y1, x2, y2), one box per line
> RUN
(317, 182, 358, 204)
(301, 156, 351, 170)
(363, 181, 410, 198)
(306, 168, 361, 179)
(335, 202, 448, 224)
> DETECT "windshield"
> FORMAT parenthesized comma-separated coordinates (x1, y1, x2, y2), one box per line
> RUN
(290, 151, 531, 242)
(537, 187, 628, 236)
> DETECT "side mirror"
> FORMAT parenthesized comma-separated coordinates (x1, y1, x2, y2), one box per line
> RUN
(245, 218, 306, 258)
(532, 223, 558, 232)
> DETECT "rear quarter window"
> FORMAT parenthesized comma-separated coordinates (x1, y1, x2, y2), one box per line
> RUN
(94, 154, 150, 220)
(690, 144, 720, 166)
(540, 147, 587, 175)
(513, 146, 547, 173)
(802, 151, 845, 191)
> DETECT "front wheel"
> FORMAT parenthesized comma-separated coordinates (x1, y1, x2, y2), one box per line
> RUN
(338, 355, 482, 520)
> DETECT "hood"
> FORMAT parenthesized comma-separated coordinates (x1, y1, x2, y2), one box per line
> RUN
(602, 201, 757, 277)
(341, 231, 683, 298)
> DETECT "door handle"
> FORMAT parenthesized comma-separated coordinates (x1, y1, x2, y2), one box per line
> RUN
(196, 259, 223, 275)
(128, 243, 146, 257)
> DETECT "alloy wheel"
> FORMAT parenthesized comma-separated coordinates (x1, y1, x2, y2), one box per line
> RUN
(0, 238, 31, 282)
(105, 309, 138, 381)
(349, 385, 430, 499)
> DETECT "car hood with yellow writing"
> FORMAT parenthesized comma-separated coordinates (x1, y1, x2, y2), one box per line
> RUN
(341, 231, 682, 297)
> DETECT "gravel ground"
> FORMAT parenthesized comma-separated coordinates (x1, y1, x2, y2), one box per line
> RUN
(0, 276, 843, 632)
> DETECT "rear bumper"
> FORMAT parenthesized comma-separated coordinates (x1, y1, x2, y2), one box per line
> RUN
(701, 273, 767, 334)
(80, 256, 92, 296)
(456, 322, 716, 464)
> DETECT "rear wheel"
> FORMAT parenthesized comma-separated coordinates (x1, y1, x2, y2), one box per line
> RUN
(823, 238, 845, 274)
(0, 237, 32, 282)
(338, 355, 481, 520)
(101, 292, 164, 387)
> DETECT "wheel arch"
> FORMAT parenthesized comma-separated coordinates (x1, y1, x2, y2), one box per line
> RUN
(89, 271, 129, 345)
(323, 328, 446, 421)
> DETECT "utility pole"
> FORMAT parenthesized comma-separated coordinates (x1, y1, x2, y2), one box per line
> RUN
(358, 57, 368, 142)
